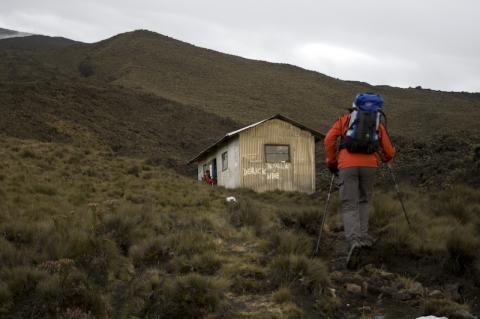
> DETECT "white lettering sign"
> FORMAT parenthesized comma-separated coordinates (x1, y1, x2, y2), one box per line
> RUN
(267, 172, 280, 180)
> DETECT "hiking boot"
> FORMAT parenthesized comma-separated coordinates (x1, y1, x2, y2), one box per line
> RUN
(346, 242, 362, 270)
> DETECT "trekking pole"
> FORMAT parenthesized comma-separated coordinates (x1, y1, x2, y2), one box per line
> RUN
(314, 173, 336, 255)
(387, 164, 413, 230)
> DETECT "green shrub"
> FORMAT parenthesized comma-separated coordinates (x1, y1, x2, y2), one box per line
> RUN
(30, 183, 58, 196)
(20, 149, 36, 158)
(109, 268, 165, 318)
(36, 268, 105, 318)
(445, 228, 479, 275)
(129, 237, 172, 267)
(425, 298, 471, 319)
(167, 252, 222, 275)
(371, 193, 399, 229)
(97, 208, 149, 255)
(1, 221, 41, 245)
(277, 208, 322, 235)
(61, 233, 121, 286)
(0, 238, 20, 268)
(432, 197, 470, 224)
(167, 231, 218, 256)
(281, 303, 304, 319)
(130, 231, 217, 268)
(430, 186, 480, 224)
(267, 230, 313, 256)
(272, 287, 293, 304)
(126, 165, 141, 177)
(315, 295, 341, 318)
(143, 273, 228, 318)
(229, 199, 270, 234)
(0, 281, 13, 315)
(1, 266, 46, 317)
(268, 255, 328, 297)
(222, 262, 267, 293)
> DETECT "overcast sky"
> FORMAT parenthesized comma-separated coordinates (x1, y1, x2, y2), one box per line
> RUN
(1, 0, 479, 92)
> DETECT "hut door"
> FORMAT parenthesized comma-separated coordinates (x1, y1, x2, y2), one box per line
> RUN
(211, 159, 217, 180)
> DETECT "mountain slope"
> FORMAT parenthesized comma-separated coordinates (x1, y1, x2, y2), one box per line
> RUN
(0, 27, 32, 40)
(0, 29, 479, 186)
(0, 34, 78, 51)
(1, 135, 479, 318)
(56, 30, 480, 137)
(0, 80, 239, 171)
(1, 29, 480, 318)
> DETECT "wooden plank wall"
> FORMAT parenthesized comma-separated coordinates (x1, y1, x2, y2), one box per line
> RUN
(239, 119, 315, 193)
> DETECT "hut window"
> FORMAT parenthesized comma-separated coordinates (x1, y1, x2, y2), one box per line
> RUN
(265, 145, 290, 163)
(222, 151, 228, 171)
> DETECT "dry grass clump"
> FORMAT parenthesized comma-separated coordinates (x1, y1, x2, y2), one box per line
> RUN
(167, 252, 223, 275)
(129, 230, 218, 268)
(2, 136, 479, 317)
(0, 137, 240, 318)
(425, 298, 472, 319)
(272, 287, 294, 304)
(1, 265, 105, 318)
(141, 273, 229, 319)
(268, 255, 328, 297)
(110, 270, 229, 319)
(445, 228, 480, 275)
(222, 261, 267, 294)
(277, 208, 323, 236)
(267, 230, 313, 256)
(371, 184, 480, 277)
(228, 198, 271, 235)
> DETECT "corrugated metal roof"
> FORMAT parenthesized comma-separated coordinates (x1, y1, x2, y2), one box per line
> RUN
(188, 114, 324, 164)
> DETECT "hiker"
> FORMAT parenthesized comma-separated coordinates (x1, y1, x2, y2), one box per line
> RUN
(202, 169, 216, 185)
(324, 92, 395, 269)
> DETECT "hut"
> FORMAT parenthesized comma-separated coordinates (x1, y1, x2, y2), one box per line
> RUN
(188, 114, 323, 193)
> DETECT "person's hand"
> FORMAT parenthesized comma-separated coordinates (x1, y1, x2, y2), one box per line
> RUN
(328, 164, 339, 176)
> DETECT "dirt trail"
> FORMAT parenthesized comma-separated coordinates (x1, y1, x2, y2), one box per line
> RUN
(316, 230, 479, 318)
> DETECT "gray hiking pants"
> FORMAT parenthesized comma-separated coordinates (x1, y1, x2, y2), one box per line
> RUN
(339, 167, 376, 247)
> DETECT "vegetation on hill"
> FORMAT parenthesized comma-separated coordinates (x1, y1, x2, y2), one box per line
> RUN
(1, 29, 480, 318)
(1, 30, 479, 187)
(1, 136, 479, 318)
(56, 30, 480, 136)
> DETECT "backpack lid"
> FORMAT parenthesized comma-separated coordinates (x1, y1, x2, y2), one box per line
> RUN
(353, 92, 384, 111)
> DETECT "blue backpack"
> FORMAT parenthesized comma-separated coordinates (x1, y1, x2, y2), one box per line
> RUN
(343, 93, 385, 154)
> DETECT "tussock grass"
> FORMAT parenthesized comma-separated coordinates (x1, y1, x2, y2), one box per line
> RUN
(272, 287, 294, 304)
(222, 261, 267, 294)
(2, 136, 479, 317)
(267, 230, 313, 255)
(277, 208, 323, 236)
(167, 252, 223, 275)
(0, 136, 333, 318)
(445, 227, 480, 275)
(425, 298, 472, 319)
(268, 255, 329, 297)
(371, 184, 480, 276)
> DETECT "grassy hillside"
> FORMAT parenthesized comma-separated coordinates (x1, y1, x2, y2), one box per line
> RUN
(1, 136, 480, 318)
(57, 30, 480, 136)
(1, 28, 480, 319)
(0, 79, 238, 172)
(1, 30, 479, 187)
(3, 30, 480, 138)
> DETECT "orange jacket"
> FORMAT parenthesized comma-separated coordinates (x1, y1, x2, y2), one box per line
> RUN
(324, 113, 395, 169)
